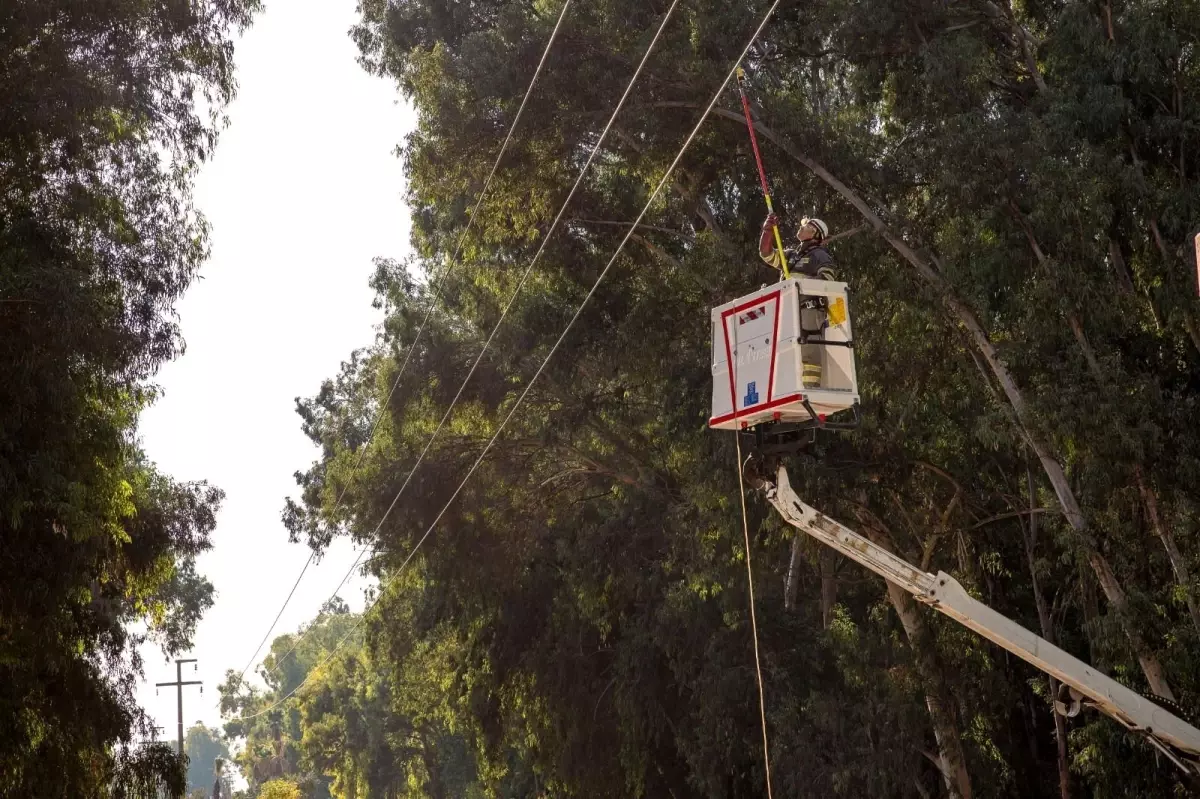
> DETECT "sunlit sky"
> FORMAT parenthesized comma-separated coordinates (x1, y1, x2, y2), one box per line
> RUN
(134, 0, 415, 751)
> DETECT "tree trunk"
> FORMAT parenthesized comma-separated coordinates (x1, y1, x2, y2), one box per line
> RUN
(1013, 216, 1199, 664)
(1185, 313, 1200, 356)
(888, 582, 973, 799)
(1024, 465, 1072, 799)
(784, 535, 802, 612)
(1084, 550, 1173, 698)
(1149, 217, 1200, 357)
(1080, 565, 1101, 662)
(1065, 313, 1103, 378)
(1010, 203, 1104, 380)
(704, 109, 1175, 700)
(853, 506, 973, 799)
(1135, 467, 1200, 638)
(1107, 237, 1135, 295)
(1012, 215, 1193, 688)
(820, 547, 837, 629)
(418, 729, 447, 799)
(977, 1, 1047, 92)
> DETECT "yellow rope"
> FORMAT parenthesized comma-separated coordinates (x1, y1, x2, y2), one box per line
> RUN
(734, 432, 774, 798)
(731, 300, 774, 797)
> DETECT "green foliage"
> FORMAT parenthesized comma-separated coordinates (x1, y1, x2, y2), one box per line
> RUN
(221, 600, 492, 798)
(220, 604, 357, 796)
(284, 0, 1200, 796)
(185, 724, 232, 794)
(257, 780, 301, 799)
(110, 743, 188, 799)
(0, 0, 259, 794)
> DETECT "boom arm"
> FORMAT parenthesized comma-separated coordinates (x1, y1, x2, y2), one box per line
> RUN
(758, 465, 1200, 775)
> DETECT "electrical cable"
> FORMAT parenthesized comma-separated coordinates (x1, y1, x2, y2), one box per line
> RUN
(233, 553, 312, 686)
(387, 0, 784, 584)
(227, 0, 784, 729)
(224, 0, 576, 692)
(323, 0, 686, 582)
(249, 543, 369, 682)
(237, 0, 676, 696)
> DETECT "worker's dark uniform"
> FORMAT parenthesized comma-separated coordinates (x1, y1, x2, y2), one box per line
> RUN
(758, 232, 838, 388)
(759, 238, 836, 279)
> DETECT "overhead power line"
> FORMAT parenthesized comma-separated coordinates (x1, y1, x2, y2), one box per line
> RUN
(388, 0, 783, 580)
(226, 0, 576, 692)
(243, 0, 682, 696)
(334, 0, 687, 569)
(233, 554, 311, 686)
(249, 541, 370, 681)
(240, 0, 686, 695)
(228, 0, 784, 725)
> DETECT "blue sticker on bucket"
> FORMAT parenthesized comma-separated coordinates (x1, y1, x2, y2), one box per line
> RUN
(744, 381, 759, 407)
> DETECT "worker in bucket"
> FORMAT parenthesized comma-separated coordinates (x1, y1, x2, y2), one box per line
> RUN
(758, 214, 836, 388)
(758, 214, 836, 279)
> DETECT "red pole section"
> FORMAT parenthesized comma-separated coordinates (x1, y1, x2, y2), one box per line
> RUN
(737, 71, 772, 198)
(736, 68, 789, 277)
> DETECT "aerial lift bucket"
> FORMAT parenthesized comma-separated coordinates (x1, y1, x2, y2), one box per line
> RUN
(709, 276, 859, 449)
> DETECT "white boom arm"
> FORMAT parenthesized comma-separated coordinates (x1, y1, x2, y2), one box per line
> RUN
(760, 465, 1200, 774)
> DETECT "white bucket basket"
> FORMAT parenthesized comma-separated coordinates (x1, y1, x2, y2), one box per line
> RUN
(709, 277, 859, 430)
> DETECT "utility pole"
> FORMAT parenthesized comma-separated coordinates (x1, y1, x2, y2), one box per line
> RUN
(156, 657, 202, 756)
(132, 726, 166, 748)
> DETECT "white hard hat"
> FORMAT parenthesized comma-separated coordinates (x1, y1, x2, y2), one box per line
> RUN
(801, 217, 829, 239)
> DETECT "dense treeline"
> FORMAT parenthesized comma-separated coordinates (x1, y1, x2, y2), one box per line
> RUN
(220, 600, 507, 798)
(225, 0, 1200, 796)
(0, 1, 258, 795)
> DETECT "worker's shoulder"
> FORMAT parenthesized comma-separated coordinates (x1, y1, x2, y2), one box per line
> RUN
(797, 246, 834, 270)
(803, 245, 833, 264)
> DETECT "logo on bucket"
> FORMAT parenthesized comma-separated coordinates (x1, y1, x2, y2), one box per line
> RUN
(738, 306, 766, 325)
(744, 381, 760, 407)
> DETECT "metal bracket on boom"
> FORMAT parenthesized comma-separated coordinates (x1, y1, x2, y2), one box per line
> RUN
(753, 465, 1200, 778)
(1054, 683, 1083, 718)
(740, 402, 861, 459)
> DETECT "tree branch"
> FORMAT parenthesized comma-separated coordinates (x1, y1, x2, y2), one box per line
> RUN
(696, 104, 1175, 698)
(967, 508, 1055, 530)
(571, 218, 697, 241)
(1007, 200, 1104, 379)
(824, 222, 869, 244)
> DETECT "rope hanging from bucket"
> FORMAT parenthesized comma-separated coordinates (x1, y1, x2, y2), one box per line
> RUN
(731, 303, 775, 798)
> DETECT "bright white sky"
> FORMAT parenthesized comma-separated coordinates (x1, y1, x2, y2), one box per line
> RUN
(134, 0, 415, 749)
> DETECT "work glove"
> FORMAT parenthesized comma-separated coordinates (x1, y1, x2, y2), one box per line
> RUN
(759, 223, 778, 256)
(762, 213, 779, 231)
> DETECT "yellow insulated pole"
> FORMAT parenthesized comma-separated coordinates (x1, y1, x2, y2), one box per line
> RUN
(736, 67, 789, 279)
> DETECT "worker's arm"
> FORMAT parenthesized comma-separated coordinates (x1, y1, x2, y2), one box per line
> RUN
(758, 214, 785, 270)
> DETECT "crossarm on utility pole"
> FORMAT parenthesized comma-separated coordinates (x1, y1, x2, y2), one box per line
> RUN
(157, 657, 202, 757)
(760, 465, 1200, 772)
